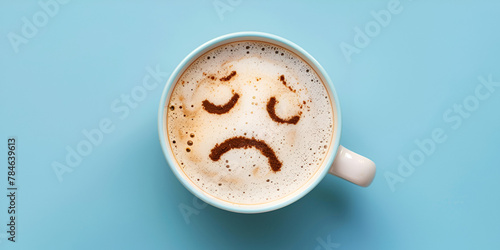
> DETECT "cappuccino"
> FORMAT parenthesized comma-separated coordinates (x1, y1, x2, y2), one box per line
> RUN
(166, 41, 334, 205)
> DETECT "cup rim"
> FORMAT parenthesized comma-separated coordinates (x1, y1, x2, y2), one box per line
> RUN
(158, 31, 342, 213)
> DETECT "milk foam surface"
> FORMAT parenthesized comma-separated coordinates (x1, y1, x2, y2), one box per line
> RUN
(166, 41, 334, 205)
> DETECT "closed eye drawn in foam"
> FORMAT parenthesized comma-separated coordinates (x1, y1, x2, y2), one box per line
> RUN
(266, 74, 301, 124)
(266, 97, 301, 124)
(202, 93, 240, 114)
(202, 71, 240, 114)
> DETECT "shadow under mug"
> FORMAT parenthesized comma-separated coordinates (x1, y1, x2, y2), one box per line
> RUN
(158, 32, 376, 213)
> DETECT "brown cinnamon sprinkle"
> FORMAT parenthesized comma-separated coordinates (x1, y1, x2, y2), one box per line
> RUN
(209, 137, 282, 172)
(279, 74, 296, 93)
(266, 97, 300, 124)
(279, 75, 286, 85)
(220, 71, 237, 81)
(202, 93, 240, 114)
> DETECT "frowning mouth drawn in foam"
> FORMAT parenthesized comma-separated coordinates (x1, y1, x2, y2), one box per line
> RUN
(202, 71, 302, 173)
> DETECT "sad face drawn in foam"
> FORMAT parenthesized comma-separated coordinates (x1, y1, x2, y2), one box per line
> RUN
(204, 71, 302, 173)
(170, 56, 308, 175)
(167, 44, 336, 204)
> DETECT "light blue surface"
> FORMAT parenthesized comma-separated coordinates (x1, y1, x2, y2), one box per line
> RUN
(1, 1, 499, 249)
(158, 31, 344, 214)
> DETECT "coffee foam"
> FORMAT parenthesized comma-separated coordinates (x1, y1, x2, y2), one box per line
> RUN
(166, 41, 334, 205)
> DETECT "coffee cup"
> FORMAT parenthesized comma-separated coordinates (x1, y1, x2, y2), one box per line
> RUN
(158, 32, 376, 213)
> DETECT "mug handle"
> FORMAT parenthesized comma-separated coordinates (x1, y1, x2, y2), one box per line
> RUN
(328, 145, 376, 187)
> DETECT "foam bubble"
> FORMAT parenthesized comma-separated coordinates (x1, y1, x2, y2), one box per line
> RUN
(166, 41, 334, 205)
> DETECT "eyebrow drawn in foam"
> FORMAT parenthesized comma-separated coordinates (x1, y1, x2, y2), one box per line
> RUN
(219, 71, 237, 81)
(202, 93, 240, 114)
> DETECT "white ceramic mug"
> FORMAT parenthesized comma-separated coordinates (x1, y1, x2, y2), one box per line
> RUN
(158, 32, 376, 213)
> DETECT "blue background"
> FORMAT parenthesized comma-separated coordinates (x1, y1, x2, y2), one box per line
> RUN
(1, 0, 500, 249)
